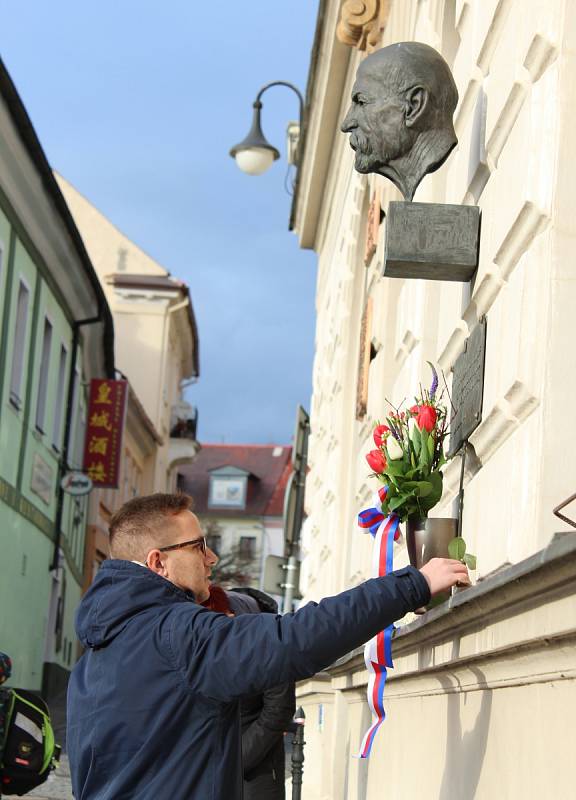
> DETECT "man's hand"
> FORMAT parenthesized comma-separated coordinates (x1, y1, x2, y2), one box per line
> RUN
(419, 558, 471, 597)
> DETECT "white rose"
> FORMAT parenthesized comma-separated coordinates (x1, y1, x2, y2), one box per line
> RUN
(387, 436, 404, 460)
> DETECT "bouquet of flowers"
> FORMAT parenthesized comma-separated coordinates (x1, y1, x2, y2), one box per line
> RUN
(365, 363, 448, 522)
(365, 363, 476, 568)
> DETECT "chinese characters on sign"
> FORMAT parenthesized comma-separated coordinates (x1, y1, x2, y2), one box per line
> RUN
(82, 379, 128, 488)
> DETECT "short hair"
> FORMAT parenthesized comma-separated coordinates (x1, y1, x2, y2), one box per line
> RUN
(109, 492, 193, 561)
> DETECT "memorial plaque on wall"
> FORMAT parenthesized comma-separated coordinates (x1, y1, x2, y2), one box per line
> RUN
(449, 318, 487, 455)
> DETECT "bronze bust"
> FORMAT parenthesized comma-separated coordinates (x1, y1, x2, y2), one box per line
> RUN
(341, 42, 459, 201)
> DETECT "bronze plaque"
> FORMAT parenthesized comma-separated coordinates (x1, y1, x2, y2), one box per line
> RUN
(449, 318, 487, 455)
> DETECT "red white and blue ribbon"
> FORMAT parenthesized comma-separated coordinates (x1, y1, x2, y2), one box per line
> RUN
(357, 485, 400, 758)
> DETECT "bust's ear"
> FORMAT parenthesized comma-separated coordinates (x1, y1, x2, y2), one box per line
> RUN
(404, 86, 428, 127)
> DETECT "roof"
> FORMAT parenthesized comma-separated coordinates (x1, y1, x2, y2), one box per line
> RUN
(0, 58, 115, 377)
(178, 444, 292, 518)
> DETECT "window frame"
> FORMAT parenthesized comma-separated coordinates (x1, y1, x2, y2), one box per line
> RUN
(52, 342, 69, 452)
(35, 314, 54, 433)
(208, 468, 249, 510)
(9, 276, 31, 410)
(238, 536, 256, 560)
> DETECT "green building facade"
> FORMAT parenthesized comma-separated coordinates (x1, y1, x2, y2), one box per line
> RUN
(0, 59, 114, 699)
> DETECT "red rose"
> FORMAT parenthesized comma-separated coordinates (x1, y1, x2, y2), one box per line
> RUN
(366, 449, 387, 473)
(373, 425, 390, 447)
(417, 404, 437, 432)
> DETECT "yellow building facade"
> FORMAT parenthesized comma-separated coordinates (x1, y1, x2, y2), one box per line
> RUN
(57, 175, 200, 579)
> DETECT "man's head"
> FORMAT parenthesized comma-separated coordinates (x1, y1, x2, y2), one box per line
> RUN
(109, 493, 218, 602)
(341, 42, 458, 200)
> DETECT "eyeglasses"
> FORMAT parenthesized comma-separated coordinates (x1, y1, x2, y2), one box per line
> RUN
(158, 536, 207, 556)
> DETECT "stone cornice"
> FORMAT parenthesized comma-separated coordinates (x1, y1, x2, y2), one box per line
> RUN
(336, 0, 391, 52)
(327, 531, 576, 677)
(289, 0, 351, 248)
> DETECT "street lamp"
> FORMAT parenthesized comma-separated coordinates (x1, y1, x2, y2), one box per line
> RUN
(230, 81, 304, 176)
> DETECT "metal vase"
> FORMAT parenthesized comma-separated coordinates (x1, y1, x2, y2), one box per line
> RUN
(405, 517, 458, 611)
(405, 517, 458, 569)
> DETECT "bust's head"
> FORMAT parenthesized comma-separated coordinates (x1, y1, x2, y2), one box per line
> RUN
(341, 42, 458, 201)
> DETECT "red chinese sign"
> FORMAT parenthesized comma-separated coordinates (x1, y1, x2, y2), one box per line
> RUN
(83, 379, 128, 488)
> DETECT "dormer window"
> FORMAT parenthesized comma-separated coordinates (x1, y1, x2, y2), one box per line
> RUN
(208, 466, 249, 509)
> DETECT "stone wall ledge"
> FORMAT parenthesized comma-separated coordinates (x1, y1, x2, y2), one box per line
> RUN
(329, 530, 576, 677)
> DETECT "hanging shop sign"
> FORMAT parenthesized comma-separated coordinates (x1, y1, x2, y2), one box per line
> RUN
(60, 471, 93, 496)
(82, 379, 128, 489)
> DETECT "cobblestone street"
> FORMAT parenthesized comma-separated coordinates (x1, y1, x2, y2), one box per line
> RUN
(22, 753, 297, 799)
(27, 756, 73, 800)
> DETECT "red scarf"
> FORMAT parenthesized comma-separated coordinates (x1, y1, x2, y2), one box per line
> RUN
(201, 585, 232, 614)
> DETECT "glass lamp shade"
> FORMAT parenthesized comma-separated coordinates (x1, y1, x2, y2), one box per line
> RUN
(234, 147, 276, 176)
(230, 101, 280, 176)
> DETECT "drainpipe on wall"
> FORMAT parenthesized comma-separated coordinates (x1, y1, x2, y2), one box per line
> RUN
(50, 315, 102, 572)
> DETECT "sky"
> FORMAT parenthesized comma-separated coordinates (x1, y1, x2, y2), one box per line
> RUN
(0, 1, 319, 445)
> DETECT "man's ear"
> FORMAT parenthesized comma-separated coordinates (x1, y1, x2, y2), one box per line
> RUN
(404, 86, 428, 127)
(146, 549, 168, 576)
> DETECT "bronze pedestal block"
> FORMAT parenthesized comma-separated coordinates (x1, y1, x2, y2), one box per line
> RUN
(383, 201, 480, 282)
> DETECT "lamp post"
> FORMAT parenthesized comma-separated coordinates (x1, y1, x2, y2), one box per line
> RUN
(291, 706, 306, 800)
(230, 81, 304, 176)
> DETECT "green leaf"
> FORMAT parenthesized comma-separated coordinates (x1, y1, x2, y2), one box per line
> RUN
(463, 553, 477, 570)
(415, 480, 433, 498)
(427, 435, 435, 460)
(384, 461, 406, 477)
(419, 429, 431, 470)
(427, 471, 443, 498)
(384, 472, 399, 489)
(410, 424, 421, 457)
(402, 480, 433, 498)
(448, 537, 467, 560)
(388, 493, 411, 512)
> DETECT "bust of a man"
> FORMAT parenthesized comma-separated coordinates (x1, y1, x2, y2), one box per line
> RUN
(341, 42, 459, 201)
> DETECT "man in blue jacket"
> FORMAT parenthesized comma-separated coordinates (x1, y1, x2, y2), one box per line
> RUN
(68, 493, 469, 799)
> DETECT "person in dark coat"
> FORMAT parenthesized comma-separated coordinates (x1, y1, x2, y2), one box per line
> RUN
(67, 493, 469, 800)
(204, 586, 295, 800)
(0, 652, 12, 799)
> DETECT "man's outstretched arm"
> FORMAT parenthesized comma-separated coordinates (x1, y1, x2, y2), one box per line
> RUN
(172, 558, 468, 702)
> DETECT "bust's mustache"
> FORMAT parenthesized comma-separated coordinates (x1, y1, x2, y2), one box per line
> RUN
(349, 132, 372, 154)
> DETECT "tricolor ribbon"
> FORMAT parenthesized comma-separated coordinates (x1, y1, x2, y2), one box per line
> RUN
(357, 486, 400, 758)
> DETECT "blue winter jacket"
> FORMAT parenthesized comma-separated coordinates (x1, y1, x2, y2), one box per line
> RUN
(68, 559, 430, 799)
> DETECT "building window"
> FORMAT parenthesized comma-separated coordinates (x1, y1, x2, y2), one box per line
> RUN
(35, 317, 53, 432)
(52, 344, 68, 451)
(206, 534, 222, 555)
(9, 279, 30, 409)
(208, 472, 248, 509)
(238, 537, 256, 560)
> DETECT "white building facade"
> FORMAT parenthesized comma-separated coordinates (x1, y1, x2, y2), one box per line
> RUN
(291, 1, 576, 797)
